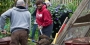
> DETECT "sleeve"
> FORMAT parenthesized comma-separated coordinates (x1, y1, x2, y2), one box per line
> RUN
(28, 12, 31, 30)
(42, 10, 52, 27)
(0, 9, 12, 31)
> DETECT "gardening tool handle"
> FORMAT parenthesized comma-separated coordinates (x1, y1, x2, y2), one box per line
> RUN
(40, 29, 43, 35)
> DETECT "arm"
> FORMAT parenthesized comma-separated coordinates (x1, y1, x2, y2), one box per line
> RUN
(0, 9, 12, 31)
(42, 10, 52, 27)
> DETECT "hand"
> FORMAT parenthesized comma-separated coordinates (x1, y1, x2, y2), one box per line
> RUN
(1, 30, 7, 34)
(38, 25, 43, 30)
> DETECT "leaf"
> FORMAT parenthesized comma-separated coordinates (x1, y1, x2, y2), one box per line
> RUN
(0, 3, 1, 6)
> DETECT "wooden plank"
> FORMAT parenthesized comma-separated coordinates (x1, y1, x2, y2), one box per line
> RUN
(87, 0, 90, 9)
(66, 0, 68, 4)
(26, 0, 28, 9)
(78, 0, 80, 5)
(62, 0, 64, 4)
(52, 33, 58, 44)
(52, 17, 68, 44)
(85, 28, 90, 37)
(57, 17, 68, 37)
(69, 0, 70, 2)
(72, 22, 90, 27)
(60, 0, 81, 6)
(51, 44, 59, 45)
(71, 0, 72, 3)
(75, 14, 90, 23)
(55, 0, 89, 45)
(60, 0, 63, 4)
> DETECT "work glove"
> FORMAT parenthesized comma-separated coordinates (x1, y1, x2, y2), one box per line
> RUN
(38, 25, 43, 30)
(1, 30, 7, 34)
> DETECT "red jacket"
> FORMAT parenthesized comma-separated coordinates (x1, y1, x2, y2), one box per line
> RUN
(36, 5, 53, 27)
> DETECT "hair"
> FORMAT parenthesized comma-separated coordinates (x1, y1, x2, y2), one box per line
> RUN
(36, 0, 44, 5)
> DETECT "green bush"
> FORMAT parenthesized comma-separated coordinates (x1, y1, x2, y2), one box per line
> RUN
(66, 1, 81, 17)
(0, 0, 14, 38)
(0, 0, 14, 15)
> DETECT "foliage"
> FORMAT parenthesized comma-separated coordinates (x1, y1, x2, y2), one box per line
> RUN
(29, 6, 35, 14)
(47, 4, 73, 35)
(66, 1, 78, 13)
(28, 6, 36, 30)
(0, 0, 14, 15)
(0, 0, 14, 38)
(48, 1, 80, 33)
(66, 1, 81, 17)
(0, 0, 80, 45)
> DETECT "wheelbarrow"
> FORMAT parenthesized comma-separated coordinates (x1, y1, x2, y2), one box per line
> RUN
(0, 37, 11, 45)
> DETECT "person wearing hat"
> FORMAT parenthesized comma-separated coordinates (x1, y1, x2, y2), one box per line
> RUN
(45, 0, 51, 7)
(0, 0, 31, 45)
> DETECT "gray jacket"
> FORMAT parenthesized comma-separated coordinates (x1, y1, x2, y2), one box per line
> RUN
(0, 7, 31, 33)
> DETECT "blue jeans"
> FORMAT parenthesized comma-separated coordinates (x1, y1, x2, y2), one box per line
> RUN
(31, 24, 37, 39)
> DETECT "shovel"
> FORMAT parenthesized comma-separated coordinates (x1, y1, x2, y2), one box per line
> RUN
(40, 29, 43, 35)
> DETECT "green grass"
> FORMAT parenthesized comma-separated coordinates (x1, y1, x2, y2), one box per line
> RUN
(28, 29, 39, 45)
(28, 41, 36, 45)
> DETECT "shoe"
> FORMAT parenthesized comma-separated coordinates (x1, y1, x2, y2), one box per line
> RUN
(28, 38, 31, 41)
(32, 39, 35, 42)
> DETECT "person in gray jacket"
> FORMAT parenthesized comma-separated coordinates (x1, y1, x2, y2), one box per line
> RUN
(0, 0, 31, 45)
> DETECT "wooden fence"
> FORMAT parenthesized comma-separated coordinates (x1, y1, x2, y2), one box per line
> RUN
(50, 0, 82, 6)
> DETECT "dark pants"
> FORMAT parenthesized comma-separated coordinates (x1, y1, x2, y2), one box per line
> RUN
(40, 23, 53, 37)
(31, 24, 38, 39)
(10, 29, 28, 45)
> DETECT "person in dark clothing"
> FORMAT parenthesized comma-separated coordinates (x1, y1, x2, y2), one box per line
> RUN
(52, 11, 70, 38)
(30, 9, 38, 40)
(52, 5, 71, 38)
(0, 0, 31, 45)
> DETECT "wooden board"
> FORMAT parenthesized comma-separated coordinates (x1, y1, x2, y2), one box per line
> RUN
(72, 22, 90, 27)
(55, 0, 90, 45)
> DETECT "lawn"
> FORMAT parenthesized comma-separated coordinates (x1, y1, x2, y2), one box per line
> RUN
(28, 29, 39, 45)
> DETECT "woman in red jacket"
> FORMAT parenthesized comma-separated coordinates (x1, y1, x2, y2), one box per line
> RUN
(36, 0, 53, 37)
